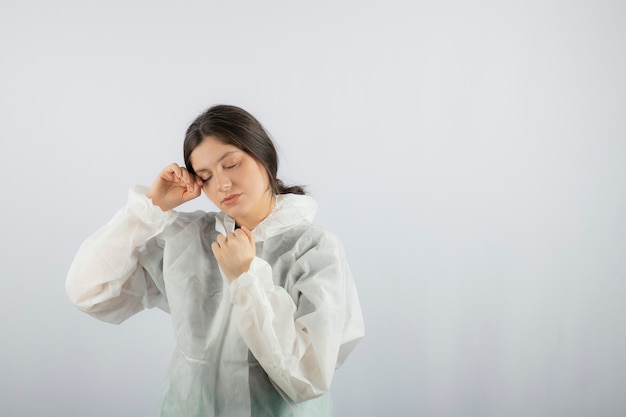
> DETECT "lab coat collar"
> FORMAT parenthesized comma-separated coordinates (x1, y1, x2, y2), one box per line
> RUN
(215, 194, 317, 241)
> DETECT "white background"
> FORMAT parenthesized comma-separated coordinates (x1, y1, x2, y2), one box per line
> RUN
(1, 1, 625, 416)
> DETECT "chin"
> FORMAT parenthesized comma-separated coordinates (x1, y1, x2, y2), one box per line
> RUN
(223, 206, 245, 219)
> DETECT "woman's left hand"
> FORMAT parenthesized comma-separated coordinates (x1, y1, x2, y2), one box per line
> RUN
(211, 226, 256, 282)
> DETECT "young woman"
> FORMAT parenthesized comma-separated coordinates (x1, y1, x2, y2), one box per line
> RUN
(65, 104, 364, 416)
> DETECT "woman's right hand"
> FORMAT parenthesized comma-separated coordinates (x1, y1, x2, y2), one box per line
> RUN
(146, 163, 203, 211)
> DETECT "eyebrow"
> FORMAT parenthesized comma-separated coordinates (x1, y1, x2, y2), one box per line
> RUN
(194, 151, 240, 174)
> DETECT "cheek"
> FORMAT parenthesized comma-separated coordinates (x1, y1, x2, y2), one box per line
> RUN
(248, 173, 267, 194)
(252, 163, 271, 191)
(202, 185, 216, 200)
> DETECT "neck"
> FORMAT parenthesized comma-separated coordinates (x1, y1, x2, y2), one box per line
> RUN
(235, 193, 276, 230)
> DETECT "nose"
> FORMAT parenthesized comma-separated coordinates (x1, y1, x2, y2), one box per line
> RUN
(215, 173, 231, 192)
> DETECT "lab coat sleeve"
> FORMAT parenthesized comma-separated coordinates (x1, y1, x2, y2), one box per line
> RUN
(229, 231, 364, 403)
(65, 186, 177, 324)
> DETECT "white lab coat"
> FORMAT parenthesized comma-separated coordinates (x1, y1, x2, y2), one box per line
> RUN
(66, 186, 364, 417)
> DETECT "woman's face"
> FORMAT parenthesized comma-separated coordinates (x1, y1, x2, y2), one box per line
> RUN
(190, 136, 274, 230)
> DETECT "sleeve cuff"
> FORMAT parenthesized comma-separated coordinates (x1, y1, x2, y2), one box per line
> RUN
(229, 257, 273, 305)
(126, 185, 178, 227)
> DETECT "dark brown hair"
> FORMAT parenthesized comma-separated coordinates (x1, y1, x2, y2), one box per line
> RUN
(183, 105, 305, 195)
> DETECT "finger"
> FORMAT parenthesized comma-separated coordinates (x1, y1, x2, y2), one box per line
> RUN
(189, 172, 203, 188)
(229, 231, 240, 243)
(163, 165, 186, 186)
(182, 183, 202, 202)
(182, 174, 193, 192)
(192, 181, 202, 195)
(211, 241, 221, 257)
(231, 230, 249, 245)
(180, 168, 196, 190)
(239, 226, 255, 244)
(215, 234, 226, 247)
(166, 163, 182, 179)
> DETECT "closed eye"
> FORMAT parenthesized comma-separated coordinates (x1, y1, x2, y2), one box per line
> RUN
(225, 162, 239, 169)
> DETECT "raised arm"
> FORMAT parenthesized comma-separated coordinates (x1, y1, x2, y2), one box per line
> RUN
(65, 186, 178, 323)
(66, 164, 203, 323)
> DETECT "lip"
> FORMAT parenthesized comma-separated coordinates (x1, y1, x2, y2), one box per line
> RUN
(221, 193, 241, 205)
